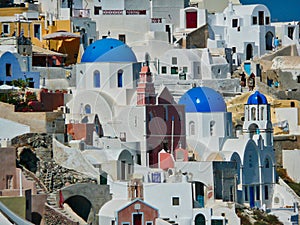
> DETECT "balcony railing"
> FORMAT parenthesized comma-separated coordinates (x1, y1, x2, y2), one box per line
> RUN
(73, 9, 91, 18)
(103, 10, 123, 15)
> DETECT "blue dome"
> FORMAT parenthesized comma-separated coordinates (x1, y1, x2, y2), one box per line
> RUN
(81, 38, 137, 63)
(178, 87, 227, 113)
(247, 91, 268, 104)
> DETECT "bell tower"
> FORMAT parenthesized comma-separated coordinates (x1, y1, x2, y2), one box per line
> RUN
(136, 66, 156, 105)
(243, 91, 272, 146)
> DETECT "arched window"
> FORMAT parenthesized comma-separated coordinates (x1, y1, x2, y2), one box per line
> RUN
(260, 107, 264, 120)
(189, 121, 195, 136)
(117, 70, 123, 87)
(265, 32, 273, 50)
(264, 158, 270, 168)
(251, 107, 256, 121)
(93, 70, 100, 88)
(195, 213, 206, 225)
(246, 44, 253, 60)
(248, 123, 259, 139)
(291, 102, 295, 107)
(84, 104, 91, 114)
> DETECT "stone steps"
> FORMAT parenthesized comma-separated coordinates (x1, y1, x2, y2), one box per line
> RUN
(46, 192, 88, 225)
(161, 217, 178, 225)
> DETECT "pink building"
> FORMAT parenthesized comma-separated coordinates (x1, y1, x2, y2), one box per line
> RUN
(117, 199, 159, 225)
(0, 147, 47, 224)
(137, 66, 186, 167)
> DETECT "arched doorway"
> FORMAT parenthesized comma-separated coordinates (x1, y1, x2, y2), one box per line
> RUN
(195, 213, 206, 225)
(243, 144, 259, 208)
(246, 44, 253, 60)
(231, 152, 242, 184)
(193, 182, 205, 208)
(64, 195, 92, 222)
(19, 148, 39, 173)
(94, 114, 103, 137)
(265, 32, 273, 50)
(118, 150, 134, 180)
(248, 123, 259, 139)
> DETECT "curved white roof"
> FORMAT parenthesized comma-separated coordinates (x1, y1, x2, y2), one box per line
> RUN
(99, 199, 129, 217)
(221, 136, 255, 161)
(224, 4, 270, 17)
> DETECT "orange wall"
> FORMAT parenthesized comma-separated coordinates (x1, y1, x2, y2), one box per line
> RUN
(67, 123, 95, 145)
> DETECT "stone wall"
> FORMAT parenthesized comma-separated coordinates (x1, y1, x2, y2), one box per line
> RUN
(0, 102, 64, 133)
(44, 204, 80, 225)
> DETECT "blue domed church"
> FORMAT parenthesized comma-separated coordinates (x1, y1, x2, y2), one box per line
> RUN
(177, 87, 276, 209)
(179, 86, 233, 154)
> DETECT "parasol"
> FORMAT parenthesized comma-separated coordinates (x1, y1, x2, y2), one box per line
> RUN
(42, 30, 80, 40)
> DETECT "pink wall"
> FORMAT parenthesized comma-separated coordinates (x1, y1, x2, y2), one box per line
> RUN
(0, 148, 17, 191)
(118, 200, 158, 225)
(146, 105, 186, 167)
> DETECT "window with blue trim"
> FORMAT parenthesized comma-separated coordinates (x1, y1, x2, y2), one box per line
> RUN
(93, 70, 100, 88)
(118, 70, 123, 87)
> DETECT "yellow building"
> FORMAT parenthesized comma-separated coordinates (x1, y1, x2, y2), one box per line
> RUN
(0, 6, 80, 65)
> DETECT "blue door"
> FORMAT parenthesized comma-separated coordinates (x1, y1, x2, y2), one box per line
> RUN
(249, 186, 255, 208)
(244, 62, 251, 75)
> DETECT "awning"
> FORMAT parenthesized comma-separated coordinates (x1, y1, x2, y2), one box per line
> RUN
(42, 31, 80, 40)
(0, 84, 20, 93)
(32, 45, 67, 57)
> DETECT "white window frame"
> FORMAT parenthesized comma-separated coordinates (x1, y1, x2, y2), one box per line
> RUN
(172, 196, 180, 206)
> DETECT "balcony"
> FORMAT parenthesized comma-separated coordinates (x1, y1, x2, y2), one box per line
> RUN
(73, 9, 90, 18)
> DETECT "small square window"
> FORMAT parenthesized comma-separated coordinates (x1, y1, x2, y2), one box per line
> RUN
(183, 67, 188, 73)
(146, 222, 153, 225)
(172, 57, 177, 65)
(265, 17, 270, 25)
(119, 34, 126, 43)
(172, 197, 180, 206)
(161, 66, 167, 74)
(171, 67, 178, 74)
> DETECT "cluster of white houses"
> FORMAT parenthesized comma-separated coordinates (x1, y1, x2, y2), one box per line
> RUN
(60, 37, 296, 224)
(0, 0, 300, 224)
